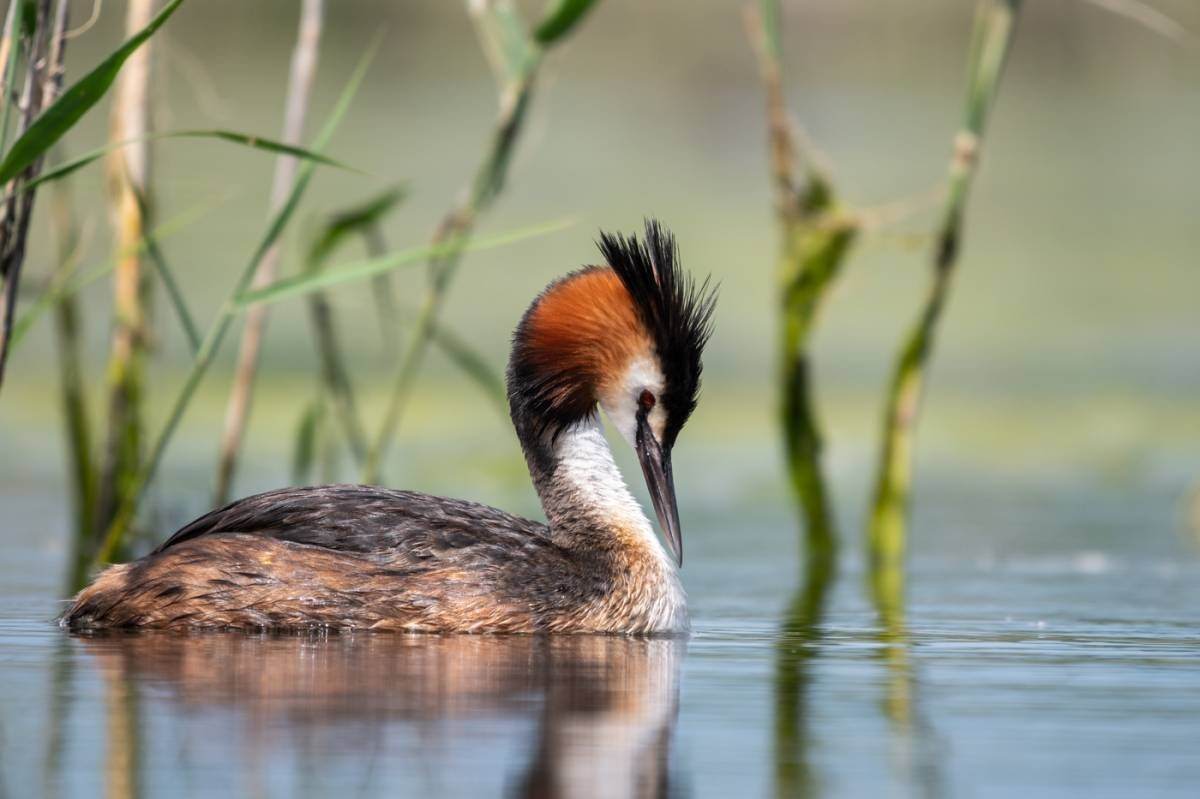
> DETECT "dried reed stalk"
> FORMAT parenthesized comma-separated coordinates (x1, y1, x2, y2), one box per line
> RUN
(214, 0, 324, 504)
(362, 0, 579, 483)
(103, 669, 141, 799)
(92, 36, 375, 569)
(0, 0, 68, 389)
(95, 0, 156, 547)
(0, 3, 21, 150)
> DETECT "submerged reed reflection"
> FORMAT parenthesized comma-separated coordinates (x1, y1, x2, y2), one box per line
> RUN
(772, 552, 834, 799)
(101, 662, 141, 799)
(869, 564, 944, 798)
(40, 639, 76, 799)
(75, 632, 684, 798)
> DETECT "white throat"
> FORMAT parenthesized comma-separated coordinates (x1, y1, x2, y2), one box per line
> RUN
(549, 416, 675, 570)
(545, 415, 688, 633)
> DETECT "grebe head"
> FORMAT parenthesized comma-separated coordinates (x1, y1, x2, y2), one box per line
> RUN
(508, 219, 717, 565)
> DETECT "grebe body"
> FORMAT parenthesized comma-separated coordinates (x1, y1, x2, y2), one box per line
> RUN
(62, 221, 714, 634)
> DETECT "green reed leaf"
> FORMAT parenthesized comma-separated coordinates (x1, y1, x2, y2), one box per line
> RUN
(236, 217, 575, 308)
(0, 0, 186, 184)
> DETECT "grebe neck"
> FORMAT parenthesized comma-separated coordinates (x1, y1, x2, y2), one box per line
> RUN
(516, 413, 689, 633)
(523, 416, 673, 567)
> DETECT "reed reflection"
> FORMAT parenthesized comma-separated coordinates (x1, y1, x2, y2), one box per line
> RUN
(102, 663, 141, 799)
(41, 639, 77, 799)
(869, 564, 944, 798)
(772, 552, 834, 799)
(76, 632, 683, 798)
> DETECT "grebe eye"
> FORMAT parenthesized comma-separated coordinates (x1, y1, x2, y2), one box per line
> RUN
(639, 390, 656, 410)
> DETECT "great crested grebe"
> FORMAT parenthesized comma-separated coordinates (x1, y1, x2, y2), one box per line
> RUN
(62, 220, 716, 634)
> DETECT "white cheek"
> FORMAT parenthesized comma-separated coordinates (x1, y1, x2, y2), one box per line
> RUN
(599, 356, 664, 448)
(649, 406, 667, 441)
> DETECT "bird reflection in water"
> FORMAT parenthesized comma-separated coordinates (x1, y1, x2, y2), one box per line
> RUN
(76, 632, 685, 798)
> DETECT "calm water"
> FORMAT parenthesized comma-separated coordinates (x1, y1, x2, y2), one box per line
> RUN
(1, 1, 1195, 794)
(2, 473, 1198, 798)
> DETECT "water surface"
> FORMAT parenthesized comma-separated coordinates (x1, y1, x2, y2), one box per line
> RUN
(2, 474, 1198, 798)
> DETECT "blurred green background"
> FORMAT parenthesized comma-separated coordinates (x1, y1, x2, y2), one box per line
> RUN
(3, 0, 1198, 545)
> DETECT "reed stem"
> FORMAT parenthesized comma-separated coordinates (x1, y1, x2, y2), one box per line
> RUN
(307, 289, 368, 465)
(365, 225, 399, 357)
(47, 166, 98, 591)
(0, 0, 67, 390)
(361, 0, 544, 484)
(296, 189, 406, 474)
(0, 0, 24, 152)
(746, 1, 857, 565)
(92, 42, 374, 570)
(132, 183, 200, 354)
(214, 0, 324, 505)
(95, 0, 155, 550)
(867, 0, 1021, 570)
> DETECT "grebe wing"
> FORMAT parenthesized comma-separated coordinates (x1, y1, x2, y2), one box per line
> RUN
(153, 484, 550, 559)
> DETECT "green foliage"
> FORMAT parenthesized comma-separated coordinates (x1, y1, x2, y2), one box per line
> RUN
(236, 217, 574, 308)
(305, 187, 407, 270)
(289, 184, 513, 481)
(0, 0, 186, 184)
(361, 0, 589, 483)
(130, 184, 201, 354)
(93, 38, 379, 568)
(756, 0, 781, 62)
(24, 129, 355, 192)
(1, 1, 586, 586)
(534, 0, 599, 45)
(749, 0, 856, 564)
(8, 193, 224, 351)
(297, 191, 408, 475)
(868, 0, 1021, 569)
(423, 317, 507, 413)
(778, 221, 857, 562)
(291, 399, 324, 486)
(478, 1, 537, 81)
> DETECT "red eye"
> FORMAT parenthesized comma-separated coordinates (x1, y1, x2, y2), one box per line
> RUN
(639, 390, 656, 410)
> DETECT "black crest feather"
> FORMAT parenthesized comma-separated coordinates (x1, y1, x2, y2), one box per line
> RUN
(598, 219, 717, 447)
(507, 220, 716, 465)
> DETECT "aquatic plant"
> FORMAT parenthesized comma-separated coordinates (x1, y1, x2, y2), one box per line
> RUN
(295, 187, 408, 482)
(745, 0, 1027, 597)
(288, 186, 510, 485)
(0, 0, 337, 582)
(92, 43, 381, 568)
(0, 0, 574, 584)
(95, 0, 157, 561)
(214, 0, 326, 505)
(361, 0, 599, 483)
(744, 0, 858, 566)
(0, 0, 74, 389)
(868, 0, 1022, 576)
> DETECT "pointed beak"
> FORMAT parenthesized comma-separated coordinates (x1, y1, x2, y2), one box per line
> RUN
(636, 415, 683, 567)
